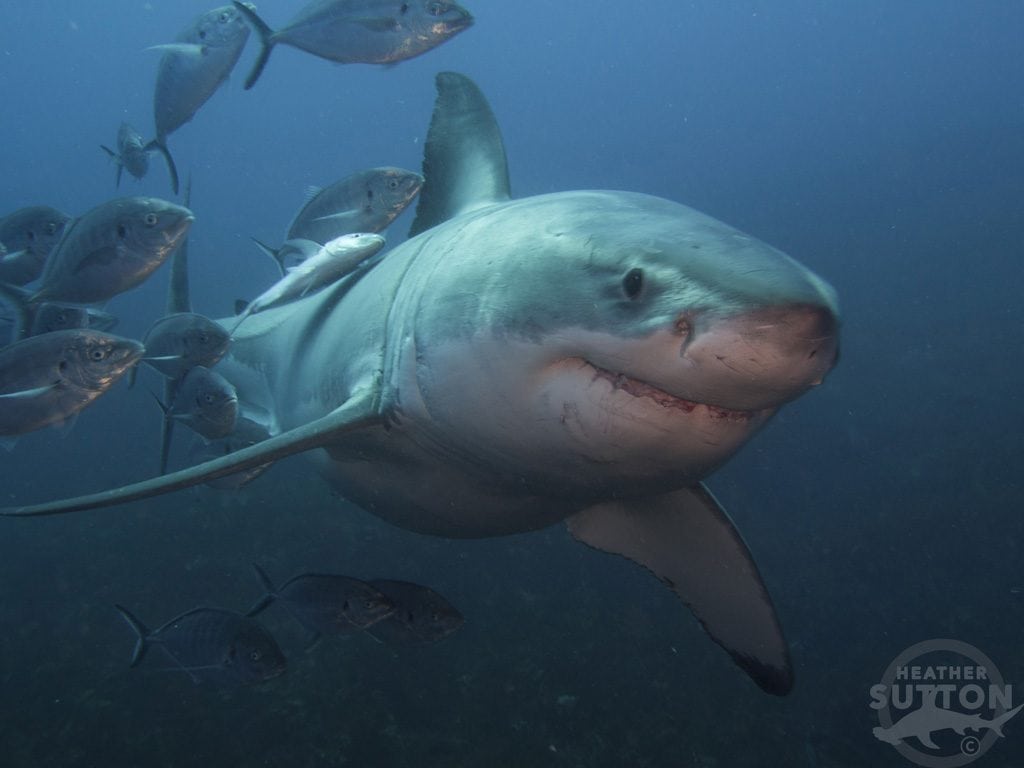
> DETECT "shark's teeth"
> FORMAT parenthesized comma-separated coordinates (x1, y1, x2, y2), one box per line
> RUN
(584, 360, 754, 422)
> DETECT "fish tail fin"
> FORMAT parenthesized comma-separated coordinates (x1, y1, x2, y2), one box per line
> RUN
(101, 146, 124, 188)
(145, 139, 180, 196)
(246, 563, 277, 616)
(159, 378, 176, 476)
(149, 390, 170, 417)
(0, 281, 34, 342)
(233, 1, 276, 90)
(250, 237, 286, 277)
(114, 604, 151, 667)
(159, 420, 174, 476)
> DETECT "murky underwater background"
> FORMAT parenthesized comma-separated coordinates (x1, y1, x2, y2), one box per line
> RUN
(1, 0, 1022, 765)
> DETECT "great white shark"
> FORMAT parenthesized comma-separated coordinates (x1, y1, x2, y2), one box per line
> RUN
(1, 72, 839, 696)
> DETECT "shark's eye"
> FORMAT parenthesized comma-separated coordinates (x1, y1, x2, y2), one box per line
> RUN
(622, 268, 644, 299)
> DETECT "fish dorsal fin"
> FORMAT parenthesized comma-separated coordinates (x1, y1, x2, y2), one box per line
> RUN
(409, 72, 511, 237)
(0, 384, 383, 517)
(303, 185, 323, 202)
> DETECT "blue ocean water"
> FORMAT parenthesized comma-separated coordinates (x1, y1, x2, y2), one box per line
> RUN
(0, 1, 1021, 765)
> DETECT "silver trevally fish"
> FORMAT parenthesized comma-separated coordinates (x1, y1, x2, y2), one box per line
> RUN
(233, 0, 473, 90)
(254, 167, 421, 275)
(232, 232, 385, 334)
(0, 329, 143, 439)
(366, 579, 463, 645)
(115, 605, 286, 686)
(32, 197, 193, 305)
(287, 168, 423, 243)
(156, 365, 238, 440)
(100, 122, 150, 188)
(0, 206, 72, 285)
(0, 283, 119, 343)
(30, 304, 118, 336)
(147, 5, 253, 194)
(0, 73, 841, 696)
(246, 564, 396, 639)
(137, 312, 231, 381)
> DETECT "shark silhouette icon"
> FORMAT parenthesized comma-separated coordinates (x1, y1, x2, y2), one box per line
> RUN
(873, 689, 1023, 750)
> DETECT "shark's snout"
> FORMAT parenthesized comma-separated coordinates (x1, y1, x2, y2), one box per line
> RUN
(679, 303, 839, 412)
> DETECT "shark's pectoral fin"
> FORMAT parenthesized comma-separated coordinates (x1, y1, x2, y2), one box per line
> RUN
(0, 385, 383, 517)
(567, 484, 793, 696)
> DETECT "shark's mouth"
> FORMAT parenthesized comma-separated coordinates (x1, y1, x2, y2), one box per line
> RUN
(583, 359, 756, 422)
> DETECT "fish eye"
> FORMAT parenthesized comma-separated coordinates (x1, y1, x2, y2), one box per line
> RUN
(45, 222, 58, 235)
(622, 268, 644, 299)
(203, 393, 216, 405)
(143, 213, 159, 227)
(89, 348, 108, 362)
(116, 224, 128, 239)
(198, 333, 209, 344)
(366, 189, 374, 200)
(219, 11, 230, 22)
(342, 600, 351, 612)
(428, 1, 446, 16)
(364, 600, 376, 609)
(199, 29, 207, 39)
(249, 650, 262, 662)
(26, 230, 35, 241)
(400, 2, 409, 13)
(387, 178, 399, 190)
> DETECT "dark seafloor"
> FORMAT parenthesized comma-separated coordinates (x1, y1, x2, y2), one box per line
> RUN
(0, 1, 1022, 766)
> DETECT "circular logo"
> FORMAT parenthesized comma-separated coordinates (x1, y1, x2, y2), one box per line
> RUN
(869, 639, 1020, 767)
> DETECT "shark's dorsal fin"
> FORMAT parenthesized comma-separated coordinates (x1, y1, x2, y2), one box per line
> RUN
(409, 72, 511, 237)
(0, 385, 382, 517)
